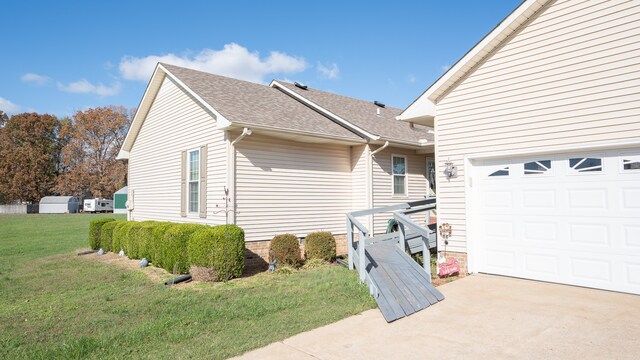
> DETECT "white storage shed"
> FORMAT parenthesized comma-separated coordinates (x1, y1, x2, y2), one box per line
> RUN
(39, 196, 80, 214)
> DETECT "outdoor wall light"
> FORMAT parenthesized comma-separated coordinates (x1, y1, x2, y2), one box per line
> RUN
(444, 160, 457, 179)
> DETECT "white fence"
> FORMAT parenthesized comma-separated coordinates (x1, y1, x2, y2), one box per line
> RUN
(0, 204, 39, 214)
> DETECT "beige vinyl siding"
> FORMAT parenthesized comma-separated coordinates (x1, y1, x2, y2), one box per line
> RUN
(235, 134, 352, 242)
(128, 76, 226, 225)
(434, 0, 640, 253)
(351, 145, 368, 211)
(371, 146, 427, 235)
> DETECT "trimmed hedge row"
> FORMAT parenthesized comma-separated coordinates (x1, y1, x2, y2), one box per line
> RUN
(89, 219, 245, 278)
(188, 225, 245, 281)
(89, 218, 116, 250)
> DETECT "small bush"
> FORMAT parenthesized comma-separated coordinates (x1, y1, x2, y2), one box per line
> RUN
(157, 223, 206, 274)
(88, 218, 116, 250)
(112, 221, 131, 253)
(188, 225, 245, 281)
(304, 231, 336, 263)
(100, 221, 122, 252)
(269, 234, 301, 268)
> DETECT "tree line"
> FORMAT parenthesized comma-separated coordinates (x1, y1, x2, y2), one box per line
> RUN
(0, 106, 132, 204)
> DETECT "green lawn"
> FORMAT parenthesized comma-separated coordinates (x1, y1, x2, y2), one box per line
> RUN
(0, 214, 375, 359)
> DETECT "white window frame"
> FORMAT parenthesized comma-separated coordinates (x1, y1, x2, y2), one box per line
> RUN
(188, 148, 200, 214)
(391, 154, 408, 197)
(567, 153, 605, 176)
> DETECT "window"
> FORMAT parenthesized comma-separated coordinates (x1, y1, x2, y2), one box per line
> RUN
(489, 167, 509, 177)
(622, 158, 640, 171)
(188, 149, 200, 213)
(427, 160, 436, 194)
(392, 155, 407, 196)
(569, 157, 602, 173)
(524, 160, 551, 175)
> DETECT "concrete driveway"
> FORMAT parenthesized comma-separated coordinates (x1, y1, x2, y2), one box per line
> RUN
(237, 274, 640, 359)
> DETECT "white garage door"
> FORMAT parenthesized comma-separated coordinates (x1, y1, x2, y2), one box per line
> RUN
(473, 149, 640, 294)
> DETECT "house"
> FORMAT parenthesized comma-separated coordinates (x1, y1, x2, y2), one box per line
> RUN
(117, 63, 434, 267)
(39, 196, 80, 214)
(398, 0, 640, 295)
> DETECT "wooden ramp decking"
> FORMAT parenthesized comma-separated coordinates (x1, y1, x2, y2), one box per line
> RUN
(362, 240, 444, 322)
(347, 198, 444, 322)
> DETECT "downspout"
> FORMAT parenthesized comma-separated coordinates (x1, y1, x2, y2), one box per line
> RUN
(367, 141, 389, 232)
(227, 128, 252, 224)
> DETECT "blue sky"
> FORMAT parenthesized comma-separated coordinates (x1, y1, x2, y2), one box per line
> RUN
(0, 0, 522, 117)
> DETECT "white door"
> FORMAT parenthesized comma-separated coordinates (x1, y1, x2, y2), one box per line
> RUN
(472, 149, 640, 294)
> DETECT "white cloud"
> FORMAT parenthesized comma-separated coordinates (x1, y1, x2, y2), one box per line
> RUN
(408, 74, 416, 83)
(119, 43, 307, 83)
(317, 62, 339, 79)
(441, 64, 451, 72)
(21, 73, 50, 86)
(0, 96, 20, 113)
(57, 79, 121, 97)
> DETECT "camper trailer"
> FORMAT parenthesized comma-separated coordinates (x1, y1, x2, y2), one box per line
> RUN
(83, 198, 113, 213)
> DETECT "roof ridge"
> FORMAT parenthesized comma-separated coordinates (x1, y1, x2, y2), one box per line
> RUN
(275, 80, 403, 112)
(159, 62, 272, 88)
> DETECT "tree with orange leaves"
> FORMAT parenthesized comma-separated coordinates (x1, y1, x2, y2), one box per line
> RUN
(0, 112, 61, 203)
(55, 106, 131, 199)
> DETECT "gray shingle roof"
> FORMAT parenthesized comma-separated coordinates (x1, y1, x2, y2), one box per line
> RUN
(276, 82, 433, 144)
(161, 63, 433, 145)
(161, 64, 361, 141)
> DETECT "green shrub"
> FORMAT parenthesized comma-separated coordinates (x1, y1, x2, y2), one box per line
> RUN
(147, 222, 173, 264)
(112, 221, 131, 253)
(157, 223, 206, 274)
(88, 218, 116, 250)
(100, 221, 122, 252)
(122, 222, 157, 260)
(269, 234, 301, 268)
(304, 231, 336, 263)
(188, 225, 245, 281)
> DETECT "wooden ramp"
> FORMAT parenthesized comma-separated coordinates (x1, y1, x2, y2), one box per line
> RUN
(363, 241, 444, 322)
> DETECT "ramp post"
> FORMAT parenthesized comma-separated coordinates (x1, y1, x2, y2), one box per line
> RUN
(358, 229, 366, 283)
(346, 215, 354, 270)
(398, 222, 406, 253)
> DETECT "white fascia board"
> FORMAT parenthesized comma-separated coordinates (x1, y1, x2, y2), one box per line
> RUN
(116, 150, 130, 160)
(270, 80, 380, 141)
(231, 121, 367, 145)
(396, 94, 436, 125)
(398, 0, 550, 122)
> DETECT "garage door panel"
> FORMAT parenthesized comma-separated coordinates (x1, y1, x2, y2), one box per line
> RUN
(473, 149, 640, 295)
(522, 189, 557, 208)
(567, 188, 608, 210)
(621, 188, 640, 208)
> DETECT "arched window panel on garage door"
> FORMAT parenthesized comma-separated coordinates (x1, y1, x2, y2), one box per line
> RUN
(488, 166, 509, 177)
(622, 156, 640, 171)
(524, 160, 551, 175)
(569, 157, 602, 173)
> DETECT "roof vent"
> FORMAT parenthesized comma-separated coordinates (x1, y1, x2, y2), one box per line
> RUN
(294, 82, 308, 90)
(374, 100, 385, 108)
